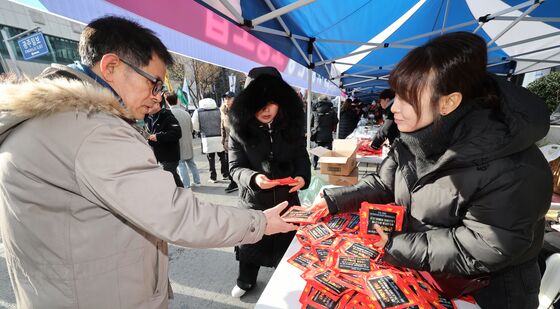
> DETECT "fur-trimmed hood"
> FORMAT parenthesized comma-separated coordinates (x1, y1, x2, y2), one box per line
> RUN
(0, 65, 132, 144)
(229, 74, 304, 144)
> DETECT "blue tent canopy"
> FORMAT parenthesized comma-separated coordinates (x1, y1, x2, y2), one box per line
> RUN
(198, 0, 560, 100)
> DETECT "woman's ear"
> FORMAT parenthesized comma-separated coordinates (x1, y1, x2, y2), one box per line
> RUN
(439, 92, 463, 116)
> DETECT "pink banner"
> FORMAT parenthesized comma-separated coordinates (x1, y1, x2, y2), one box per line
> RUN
(107, 0, 289, 70)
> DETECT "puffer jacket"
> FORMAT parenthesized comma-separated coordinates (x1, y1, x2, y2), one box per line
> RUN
(228, 73, 311, 267)
(145, 108, 182, 162)
(370, 102, 399, 149)
(191, 98, 224, 153)
(229, 121, 311, 266)
(0, 64, 266, 309)
(311, 99, 338, 143)
(338, 108, 359, 139)
(324, 75, 552, 277)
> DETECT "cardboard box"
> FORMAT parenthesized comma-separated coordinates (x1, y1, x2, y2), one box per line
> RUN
(328, 168, 359, 186)
(311, 139, 357, 176)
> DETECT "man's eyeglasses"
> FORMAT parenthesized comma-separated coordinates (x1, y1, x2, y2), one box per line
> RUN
(120, 58, 166, 96)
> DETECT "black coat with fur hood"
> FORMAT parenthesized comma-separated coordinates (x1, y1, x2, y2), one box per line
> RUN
(228, 74, 311, 266)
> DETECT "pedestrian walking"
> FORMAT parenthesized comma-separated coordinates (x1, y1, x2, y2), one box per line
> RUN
(168, 93, 201, 188)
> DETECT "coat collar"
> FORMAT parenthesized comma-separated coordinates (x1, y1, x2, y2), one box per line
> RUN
(0, 65, 134, 144)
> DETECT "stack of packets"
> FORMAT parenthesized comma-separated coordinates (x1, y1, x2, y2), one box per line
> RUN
(281, 202, 477, 309)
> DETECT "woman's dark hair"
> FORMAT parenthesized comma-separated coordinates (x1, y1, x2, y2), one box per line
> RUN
(80, 16, 173, 67)
(389, 31, 498, 121)
(166, 93, 178, 106)
(230, 75, 304, 144)
(342, 98, 353, 110)
(379, 89, 395, 100)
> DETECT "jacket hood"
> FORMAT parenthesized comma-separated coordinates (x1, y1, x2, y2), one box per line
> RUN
(433, 75, 550, 169)
(229, 74, 304, 144)
(0, 67, 132, 144)
(198, 98, 217, 110)
(315, 100, 334, 113)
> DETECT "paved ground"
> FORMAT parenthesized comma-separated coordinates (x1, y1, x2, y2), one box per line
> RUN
(0, 138, 274, 309)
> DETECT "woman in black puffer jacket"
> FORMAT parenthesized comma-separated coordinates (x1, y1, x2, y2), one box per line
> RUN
(338, 98, 360, 139)
(228, 67, 311, 297)
(313, 32, 552, 308)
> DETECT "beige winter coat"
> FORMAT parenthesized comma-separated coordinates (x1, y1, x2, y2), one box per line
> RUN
(0, 67, 266, 308)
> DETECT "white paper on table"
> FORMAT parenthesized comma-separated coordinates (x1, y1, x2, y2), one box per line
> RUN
(539, 144, 560, 162)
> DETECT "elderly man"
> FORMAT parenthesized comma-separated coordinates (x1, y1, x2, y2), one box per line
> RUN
(0, 16, 295, 308)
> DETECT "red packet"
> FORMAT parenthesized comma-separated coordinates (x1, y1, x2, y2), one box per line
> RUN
(282, 206, 323, 224)
(324, 214, 350, 233)
(296, 226, 311, 245)
(338, 273, 367, 294)
(288, 248, 320, 271)
(275, 176, 299, 185)
(338, 238, 383, 262)
(359, 203, 405, 243)
(457, 295, 476, 304)
(364, 270, 419, 309)
(305, 289, 343, 309)
(312, 247, 331, 263)
(432, 296, 457, 309)
(345, 292, 368, 309)
(299, 283, 314, 305)
(302, 268, 350, 301)
(305, 223, 336, 245)
(344, 213, 361, 232)
(329, 253, 375, 276)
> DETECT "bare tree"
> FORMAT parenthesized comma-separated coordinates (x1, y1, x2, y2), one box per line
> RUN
(167, 55, 248, 108)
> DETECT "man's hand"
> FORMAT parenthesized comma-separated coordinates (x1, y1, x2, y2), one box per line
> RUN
(148, 134, 157, 142)
(255, 174, 280, 190)
(373, 224, 389, 248)
(264, 201, 298, 235)
(288, 176, 305, 193)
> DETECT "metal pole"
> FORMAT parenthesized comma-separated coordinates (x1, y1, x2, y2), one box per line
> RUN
(252, 0, 315, 27)
(306, 68, 312, 150)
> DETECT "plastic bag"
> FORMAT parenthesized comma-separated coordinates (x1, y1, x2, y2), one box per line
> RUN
(298, 173, 328, 206)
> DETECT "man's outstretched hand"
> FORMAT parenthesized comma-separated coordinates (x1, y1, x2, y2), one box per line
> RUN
(263, 201, 298, 235)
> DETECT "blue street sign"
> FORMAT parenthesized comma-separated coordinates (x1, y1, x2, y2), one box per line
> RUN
(17, 32, 49, 60)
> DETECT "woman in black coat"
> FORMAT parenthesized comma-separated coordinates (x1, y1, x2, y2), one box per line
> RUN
(228, 67, 311, 297)
(314, 32, 552, 308)
(338, 98, 360, 139)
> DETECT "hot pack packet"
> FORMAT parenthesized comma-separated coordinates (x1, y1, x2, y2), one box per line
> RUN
(359, 203, 405, 243)
(364, 269, 421, 309)
(274, 176, 299, 185)
(282, 206, 324, 224)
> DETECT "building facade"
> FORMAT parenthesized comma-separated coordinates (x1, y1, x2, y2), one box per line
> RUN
(0, 0, 83, 77)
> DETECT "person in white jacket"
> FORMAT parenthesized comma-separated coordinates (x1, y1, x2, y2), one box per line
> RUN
(192, 96, 228, 183)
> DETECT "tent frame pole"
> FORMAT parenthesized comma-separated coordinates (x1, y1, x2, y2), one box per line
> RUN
(344, 76, 382, 87)
(488, 31, 560, 51)
(494, 16, 560, 22)
(306, 61, 313, 150)
(252, 25, 309, 41)
(252, 0, 315, 27)
(516, 49, 560, 73)
(510, 44, 560, 58)
(263, 0, 310, 65)
(487, 1, 542, 47)
(441, 0, 451, 34)
(512, 58, 560, 65)
(315, 38, 415, 49)
(217, 0, 243, 24)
